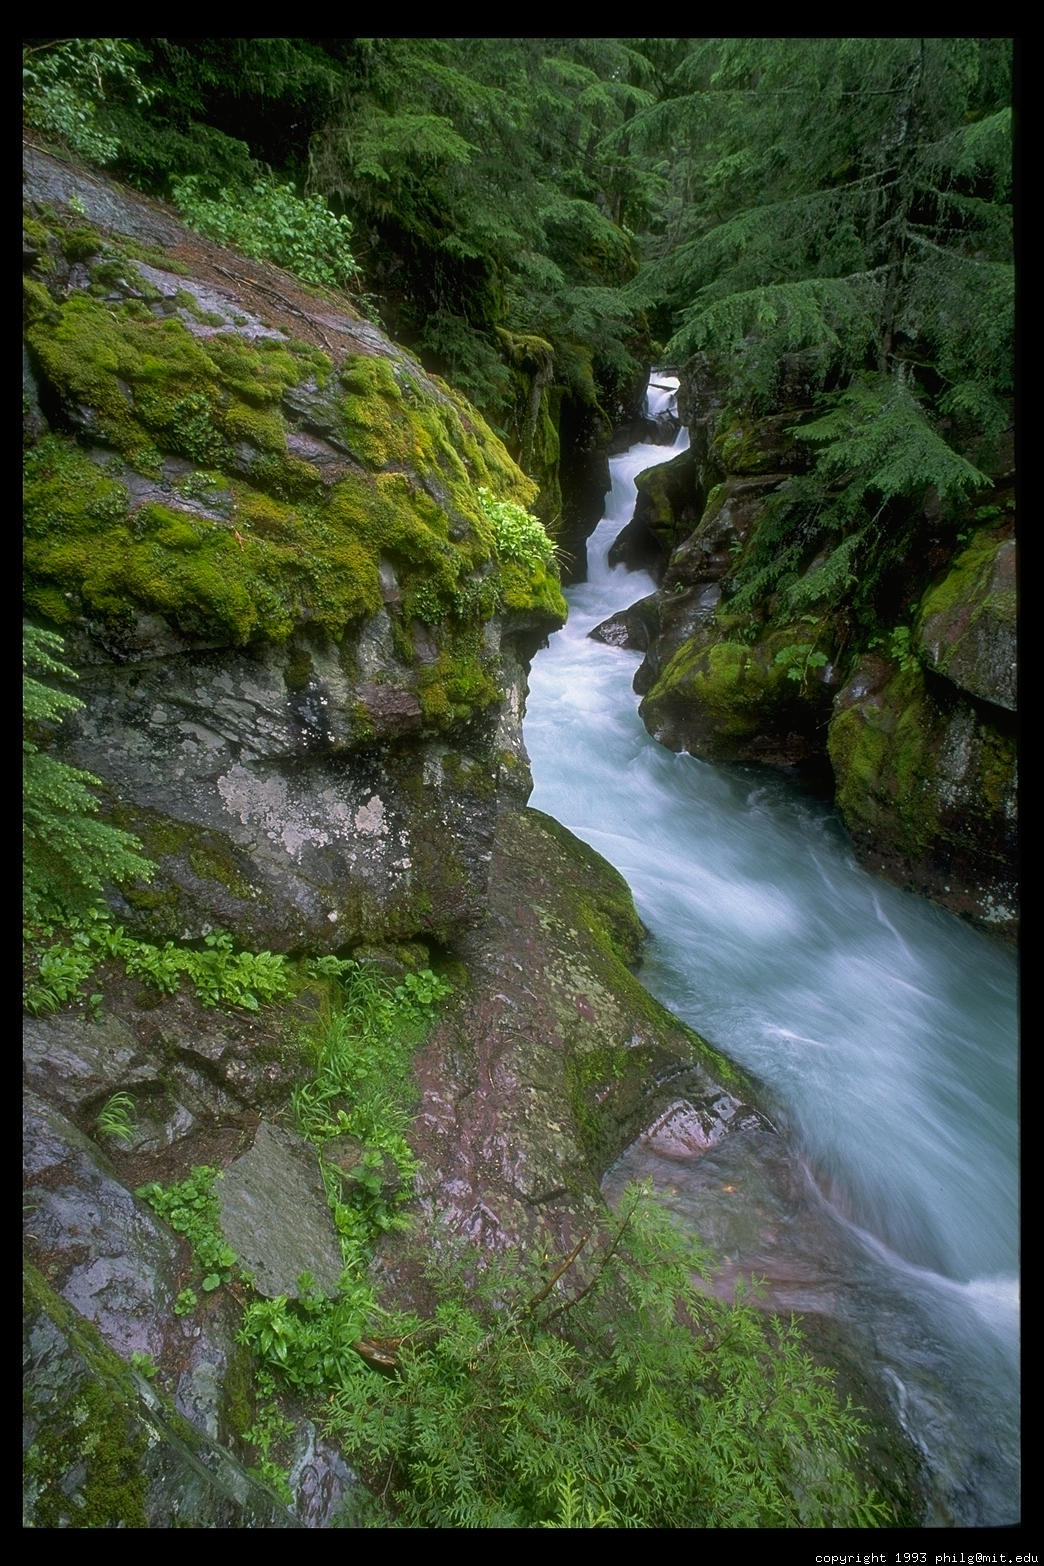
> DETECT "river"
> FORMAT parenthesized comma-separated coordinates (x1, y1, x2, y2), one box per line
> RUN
(523, 377, 1020, 1527)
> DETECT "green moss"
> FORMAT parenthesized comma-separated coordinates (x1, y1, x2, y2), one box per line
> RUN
(89, 256, 162, 300)
(113, 236, 194, 276)
(23, 275, 61, 327)
(284, 644, 314, 692)
(828, 668, 935, 855)
(978, 725, 1017, 812)
(441, 751, 498, 799)
(24, 231, 554, 703)
(649, 639, 791, 739)
(222, 398, 287, 453)
(416, 640, 500, 724)
(919, 526, 1014, 625)
(338, 354, 413, 468)
(703, 482, 727, 519)
(23, 213, 54, 255)
(23, 1268, 149, 1529)
(248, 450, 324, 504)
(712, 409, 802, 475)
(24, 440, 385, 644)
(499, 558, 568, 621)
(565, 1043, 633, 1163)
(60, 224, 104, 263)
(113, 806, 262, 906)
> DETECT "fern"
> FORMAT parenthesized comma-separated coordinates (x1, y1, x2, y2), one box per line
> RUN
(23, 626, 154, 925)
(793, 373, 990, 508)
(316, 1186, 891, 1528)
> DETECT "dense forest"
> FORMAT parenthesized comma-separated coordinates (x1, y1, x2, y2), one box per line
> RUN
(24, 37, 1013, 584)
(22, 38, 1016, 1530)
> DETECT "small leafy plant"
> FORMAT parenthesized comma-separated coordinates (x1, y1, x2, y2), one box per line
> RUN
(23, 909, 293, 1017)
(137, 1166, 238, 1293)
(477, 486, 557, 571)
(129, 1350, 158, 1381)
(868, 624, 921, 675)
(773, 641, 829, 688)
(23, 38, 153, 165)
(242, 1184, 891, 1529)
(292, 961, 450, 1260)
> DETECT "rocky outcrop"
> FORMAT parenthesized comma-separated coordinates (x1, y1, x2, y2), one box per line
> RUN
(828, 523, 1017, 933)
(23, 1080, 359, 1526)
(397, 806, 767, 1269)
(620, 379, 1016, 935)
(24, 1264, 304, 1529)
(23, 804, 772, 1525)
(23, 145, 565, 954)
(917, 525, 1016, 711)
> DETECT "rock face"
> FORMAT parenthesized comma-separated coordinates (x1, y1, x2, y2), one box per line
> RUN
(829, 528, 1017, 933)
(23, 145, 566, 954)
(24, 1265, 303, 1530)
(399, 806, 767, 1268)
(623, 369, 1016, 936)
(23, 806, 771, 1526)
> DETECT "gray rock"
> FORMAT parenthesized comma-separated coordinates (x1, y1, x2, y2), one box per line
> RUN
(24, 1264, 300, 1529)
(918, 529, 1016, 711)
(217, 1122, 345, 1298)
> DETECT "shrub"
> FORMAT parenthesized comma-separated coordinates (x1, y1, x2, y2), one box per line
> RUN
(316, 1187, 891, 1528)
(171, 175, 361, 292)
(23, 38, 152, 164)
(476, 485, 556, 570)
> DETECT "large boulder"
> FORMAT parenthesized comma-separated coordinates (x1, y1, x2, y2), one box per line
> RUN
(397, 805, 768, 1268)
(23, 146, 566, 955)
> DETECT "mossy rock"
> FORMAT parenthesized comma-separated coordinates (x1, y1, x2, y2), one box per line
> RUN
(23, 1265, 297, 1529)
(639, 625, 830, 768)
(917, 525, 1016, 711)
(828, 654, 1017, 934)
(23, 198, 562, 653)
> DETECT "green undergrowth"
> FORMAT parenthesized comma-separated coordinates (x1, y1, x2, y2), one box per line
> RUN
(23, 625, 156, 925)
(291, 958, 451, 1265)
(130, 953, 452, 1502)
(249, 1186, 892, 1529)
(137, 1165, 239, 1297)
(23, 907, 293, 1017)
(24, 904, 890, 1526)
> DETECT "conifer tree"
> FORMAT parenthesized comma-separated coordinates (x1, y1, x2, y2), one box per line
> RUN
(621, 38, 1013, 618)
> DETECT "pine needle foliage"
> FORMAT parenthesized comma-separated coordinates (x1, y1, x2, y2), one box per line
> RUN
(622, 38, 1012, 624)
(23, 626, 154, 925)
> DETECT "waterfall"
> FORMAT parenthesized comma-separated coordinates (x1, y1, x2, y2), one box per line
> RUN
(523, 375, 1019, 1527)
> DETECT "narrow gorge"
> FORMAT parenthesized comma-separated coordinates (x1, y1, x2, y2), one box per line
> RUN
(23, 34, 1017, 1536)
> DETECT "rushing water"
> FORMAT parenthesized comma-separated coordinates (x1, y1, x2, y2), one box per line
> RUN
(523, 378, 1020, 1526)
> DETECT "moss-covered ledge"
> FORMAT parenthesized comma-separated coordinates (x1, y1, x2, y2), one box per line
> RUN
(23, 1265, 298, 1529)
